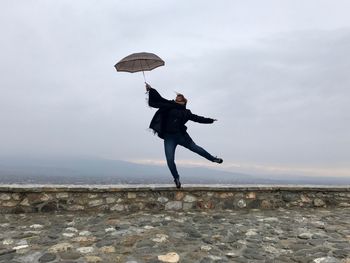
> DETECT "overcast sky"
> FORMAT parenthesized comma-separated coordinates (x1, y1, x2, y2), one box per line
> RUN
(0, 0, 349, 177)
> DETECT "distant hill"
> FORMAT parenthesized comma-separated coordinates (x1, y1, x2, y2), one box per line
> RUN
(0, 155, 349, 185)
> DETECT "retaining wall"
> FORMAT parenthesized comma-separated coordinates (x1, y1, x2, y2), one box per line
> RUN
(0, 185, 349, 213)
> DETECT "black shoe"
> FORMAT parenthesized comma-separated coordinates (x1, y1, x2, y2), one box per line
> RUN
(213, 157, 223, 164)
(174, 178, 181, 189)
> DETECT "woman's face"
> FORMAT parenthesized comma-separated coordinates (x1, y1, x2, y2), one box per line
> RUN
(175, 94, 187, 105)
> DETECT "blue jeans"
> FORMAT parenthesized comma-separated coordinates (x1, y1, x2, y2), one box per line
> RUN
(163, 132, 216, 180)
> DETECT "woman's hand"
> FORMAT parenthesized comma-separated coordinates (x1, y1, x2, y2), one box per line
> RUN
(145, 82, 152, 92)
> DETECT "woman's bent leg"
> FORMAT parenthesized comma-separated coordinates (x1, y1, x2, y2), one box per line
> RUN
(183, 140, 216, 162)
(164, 137, 180, 180)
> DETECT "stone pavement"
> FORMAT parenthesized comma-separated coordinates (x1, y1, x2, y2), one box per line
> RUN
(0, 208, 349, 263)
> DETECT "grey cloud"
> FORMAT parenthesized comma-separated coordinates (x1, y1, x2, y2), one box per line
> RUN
(188, 29, 350, 166)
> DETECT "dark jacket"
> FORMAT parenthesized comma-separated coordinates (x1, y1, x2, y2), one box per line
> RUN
(148, 88, 214, 139)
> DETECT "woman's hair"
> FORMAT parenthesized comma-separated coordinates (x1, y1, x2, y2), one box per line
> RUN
(176, 93, 187, 104)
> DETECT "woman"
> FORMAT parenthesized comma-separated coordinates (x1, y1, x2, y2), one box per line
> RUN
(146, 83, 223, 189)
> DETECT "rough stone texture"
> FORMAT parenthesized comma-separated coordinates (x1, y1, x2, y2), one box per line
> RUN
(105, 197, 116, 204)
(314, 198, 326, 207)
(110, 204, 125, 211)
(0, 185, 349, 213)
(88, 199, 104, 207)
(165, 201, 182, 210)
(38, 253, 56, 262)
(48, 243, 73, 253)
(0, 207, 349, 263)
(183, 194, 197, 202)
(237, 199, 247, 208)
(0, 193, 11, 200)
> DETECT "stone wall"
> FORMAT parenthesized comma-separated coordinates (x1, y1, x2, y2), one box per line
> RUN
(0, 185, 349, 213)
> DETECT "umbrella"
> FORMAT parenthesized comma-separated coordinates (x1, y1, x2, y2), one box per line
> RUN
(115, 52, 165, 82)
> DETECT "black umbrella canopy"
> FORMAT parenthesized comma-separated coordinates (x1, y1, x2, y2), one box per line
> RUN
(115, 52, 165, 73)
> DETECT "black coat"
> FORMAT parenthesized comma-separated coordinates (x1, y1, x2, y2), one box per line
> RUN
(148, 88, 214, 139)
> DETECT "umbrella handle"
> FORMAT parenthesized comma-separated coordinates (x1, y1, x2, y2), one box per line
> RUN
(142, 71, 147, 83)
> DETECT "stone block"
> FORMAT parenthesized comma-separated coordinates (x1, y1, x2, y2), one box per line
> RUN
(165, 201, 182, 210)
(76, 198, 88, 205)
(127, 192, 136, 199)
(261, 200, 272, 209)
(236, 199, 247, 208)
(183, 202, 194, 210)
(314, 198, 326, 207)
(88, 199, 104, 207)
(48, 243, 73, 253)
(77, 246, 94, 254)
(197, 201, 215, 209)
(39, 194, 51, 202)
(40, 201, 58, 212)
(137, 192, 147, 197)
(1, 201, 18, 207)
(72, 236, 96, 245)
(59, 251, 80, 260)
(282, 192, 299, 202)
(128, 203, 143, 212)
(106, 197, 116, 204)
(248, 199, 260, 209)
(246, 192, 256, 199)
(235, 193, 244, 199)
(337, 193, 347, 197)
(26, 193, 47, 204)
(222, 200, 234, 209)
(144, 202, 163, 210)
(85, 255, 102, 262)
(38, 253, 56, 262)
(157, 196, 169, 203)
(158, 252, 180, 263)
(67, 205, 85, 211)
(300, 194, 311, 203)
(110, 204, 125, 211)
(11, 193, 21, 200)
(98, 246, 116, 253)
(0, 194, 11, 201)
(220, 192, 234, 198)
(183, 195, 197, 202)
(56, 192, 69, 199)
(315, 192, 325, 198)
(175, 192, 185, 200)
(20, 198, 30, 206)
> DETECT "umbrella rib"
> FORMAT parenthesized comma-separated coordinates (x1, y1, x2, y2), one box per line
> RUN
(132, 60, 137, 72)
(139, 59, 143, 72)
(145, 59, 151, 71)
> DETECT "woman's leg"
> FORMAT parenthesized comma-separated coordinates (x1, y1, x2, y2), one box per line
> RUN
(164, 136, 180, 180)
(181, 138, 216, 162)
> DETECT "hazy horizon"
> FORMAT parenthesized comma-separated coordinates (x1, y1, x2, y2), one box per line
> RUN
(0, 155, 350, 186)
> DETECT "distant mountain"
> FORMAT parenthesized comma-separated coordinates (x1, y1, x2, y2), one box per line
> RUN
(0, 155, 349, 185)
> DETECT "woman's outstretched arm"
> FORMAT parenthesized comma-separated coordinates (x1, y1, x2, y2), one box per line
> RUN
(188, 110, 217, 124)
(146, 83, 173, 109)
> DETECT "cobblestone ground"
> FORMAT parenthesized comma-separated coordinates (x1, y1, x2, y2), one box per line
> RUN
(0, 208, 349, 263)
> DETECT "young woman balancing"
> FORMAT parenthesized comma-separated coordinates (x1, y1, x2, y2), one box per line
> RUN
(146, 83, 223, 189)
